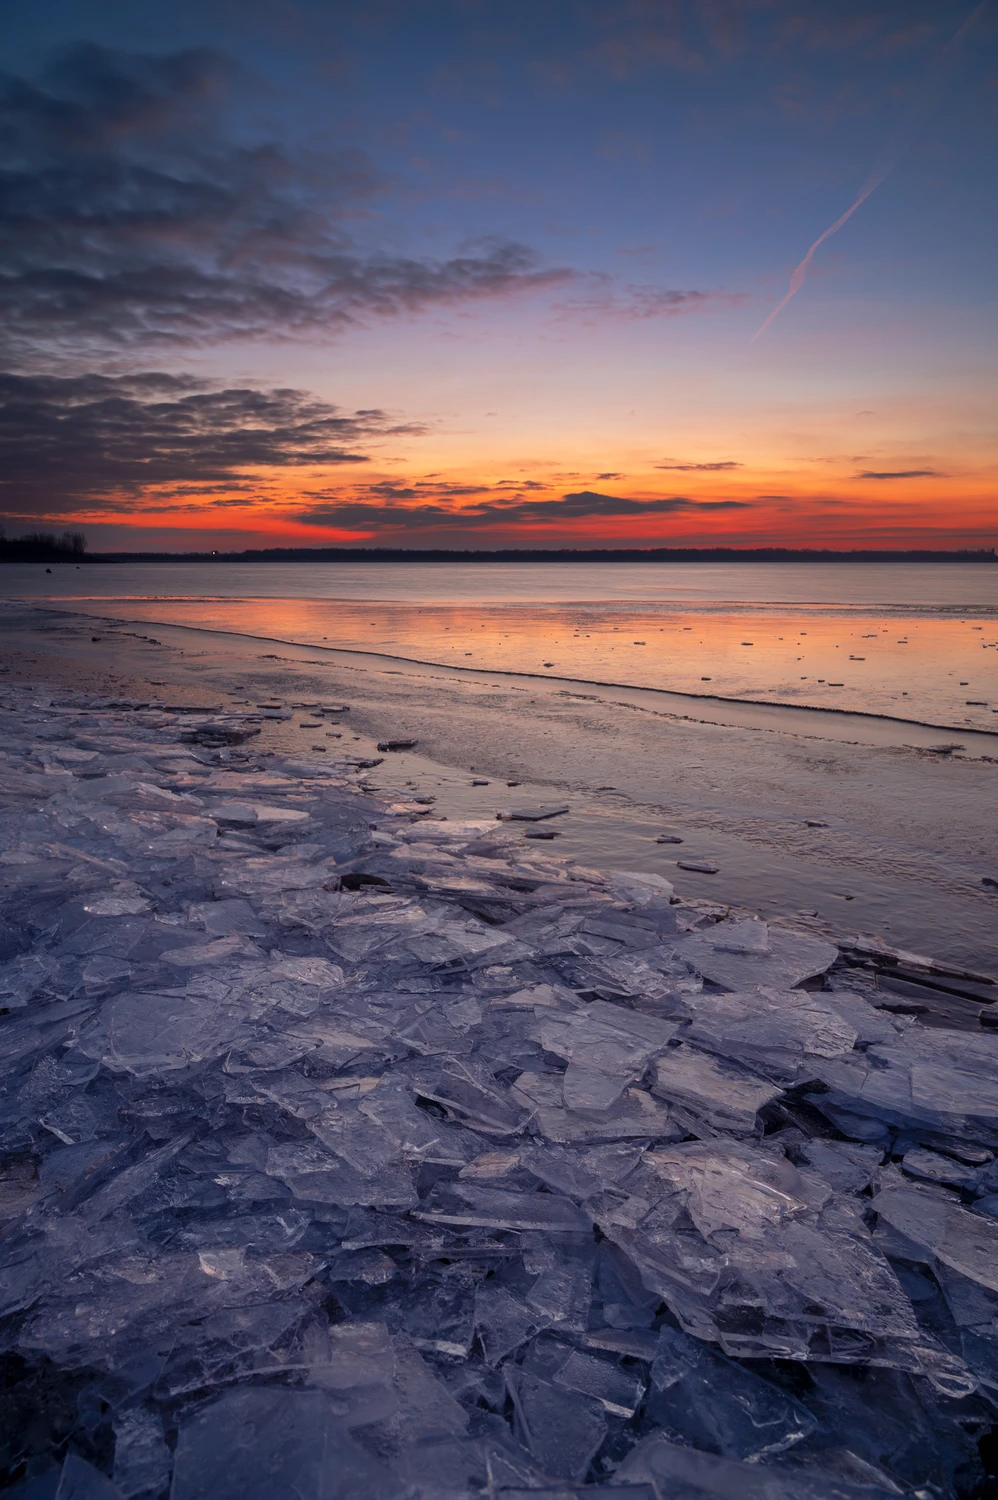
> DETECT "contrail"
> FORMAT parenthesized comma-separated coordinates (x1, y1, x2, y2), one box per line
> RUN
(753, 2, 987, 340)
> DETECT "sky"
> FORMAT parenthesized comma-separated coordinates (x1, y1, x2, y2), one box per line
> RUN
(0, 0, 995, 552)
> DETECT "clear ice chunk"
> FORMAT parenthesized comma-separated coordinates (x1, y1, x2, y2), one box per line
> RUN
(506, 1367, 608, 1481)
(901, 1146, 982, 1192)
(104, 989, 253, 1075)
(647, 1325, 815, 1460)
(55, 1455, 124, 1500)
(597, 1141, 971, 1389)
(526, 1263, 592, 1328)
(404, 1280, 477, 1357)
(412, 1058, 530, 1135)
(309, 1318, 396, 1394)
(475, 1282, 549, 1364)
(674, 924, 838, 991)
(605, 870, 675, 906)
(651, 1044, 784, 1132)
(811, 1027, 998, 1145)
(417, 1182, 591, 1232)
(712, 918, 770, 954)
(552, 1347, 646, 1416)
(170, 1388, 403, 1500)
(616, 1433, 894, 1499)
(373, 1334, 469, 1450)
(793, 1138, 884, 1195)
(358, 1076, 475, 1164)
(111, 1407, 171, 1499)
(512, 1070, 680, 1144)
(187, 899, 266, 937)
(874, 1176, 998, 1291)
(534, 1001, 678, 1109)
(683, 987, 858, 1081)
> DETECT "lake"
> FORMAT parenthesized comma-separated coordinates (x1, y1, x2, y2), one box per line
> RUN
(3, 560, 997, 732)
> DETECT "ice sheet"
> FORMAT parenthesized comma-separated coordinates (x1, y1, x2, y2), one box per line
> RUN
(0, 683, 993, 1496)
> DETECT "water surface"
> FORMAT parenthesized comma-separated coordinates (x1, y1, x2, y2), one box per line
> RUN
(6, 560, 996, 732)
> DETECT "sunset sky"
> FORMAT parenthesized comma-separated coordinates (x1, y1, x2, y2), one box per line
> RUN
(1, 0, 995, 551)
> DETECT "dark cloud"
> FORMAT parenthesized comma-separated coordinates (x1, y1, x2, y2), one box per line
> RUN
(0, 43, 571, 358)
(0, 369, 759, 526)
(616, 286, 711, 317)
(540, 491, 749, 518)
(294, 488, 751, 534)
(754, 493, 849, 507)
(596, 472, 623, 479)
(856, 469, 938, 480)
(362, 480, 491, 499)
(555, 279, 721, 322)
(655, 460, 742, 471)
(0, 371, 408, 516)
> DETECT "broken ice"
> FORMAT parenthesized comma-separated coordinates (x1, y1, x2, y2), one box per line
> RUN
(0, 682, 996, 1497)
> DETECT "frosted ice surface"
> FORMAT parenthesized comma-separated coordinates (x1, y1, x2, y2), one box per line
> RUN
(682, 987, 859, 1081)
(812, 1027, 998, 1144)
(616, 1434, 899, 1498)
(188, 898, 266, 937)
(55, 1454, 125, 1500)
(605, 870, 675, 906)
(651, 1045, 784, 1132)
(901, 1146, 982, 1192)
(417, 1182, 592, 1232)
(0, 685, 994, 1495)
(674, 923, 839, 991)
(874, 1176, 998, 1291)
(553, 1346, 646, 1416)
(648, 1325, 815, 1460)
(792, 1138, 884, 1195)
(476, 1282, 550, 1364)
(171, 1388, 402, 1500)
(111, 1407, 171, 1499)
(507, 1367, 608, 1480)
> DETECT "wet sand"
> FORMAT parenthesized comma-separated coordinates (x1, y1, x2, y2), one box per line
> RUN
(1, 600, 996, 972)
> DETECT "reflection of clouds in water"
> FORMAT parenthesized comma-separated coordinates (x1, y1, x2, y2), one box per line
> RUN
(59, 590, 998, 733)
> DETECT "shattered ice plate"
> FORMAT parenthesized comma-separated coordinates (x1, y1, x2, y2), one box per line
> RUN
(0, 682, 994, 1498)
(675, 921, 839, 990)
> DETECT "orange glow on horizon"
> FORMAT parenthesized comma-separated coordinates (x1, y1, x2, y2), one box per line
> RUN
(24, 457, 996, 552)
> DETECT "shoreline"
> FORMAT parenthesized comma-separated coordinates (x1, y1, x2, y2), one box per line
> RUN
(13, 601, 998, 750)
(10, 588, 998, 617)
(1, 604, 996, 973)
(7, 545, 995, 562)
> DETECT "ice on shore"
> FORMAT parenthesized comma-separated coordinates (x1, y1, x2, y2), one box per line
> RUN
(0, 683, 996, 1497)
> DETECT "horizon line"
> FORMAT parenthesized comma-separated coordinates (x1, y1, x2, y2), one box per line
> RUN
(64, 544, 998, 564)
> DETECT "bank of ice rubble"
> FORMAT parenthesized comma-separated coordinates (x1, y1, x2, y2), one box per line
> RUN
(0, 685, 997, 1499)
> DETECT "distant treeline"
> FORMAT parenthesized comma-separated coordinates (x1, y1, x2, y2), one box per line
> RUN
(0, 530, 88, 563)
(90, 545, 998, 564)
